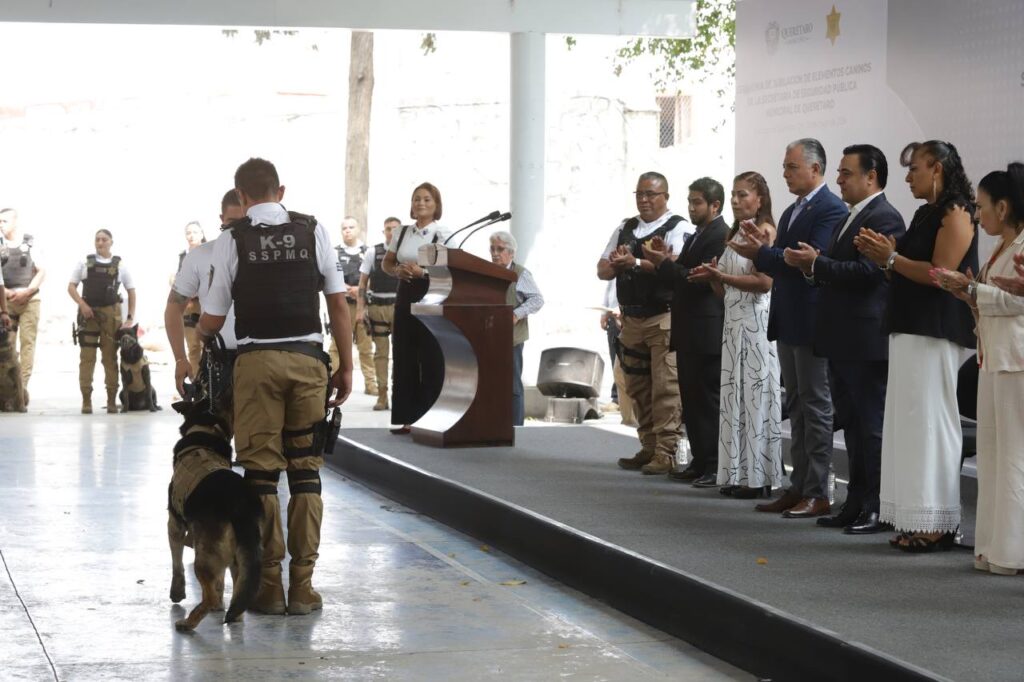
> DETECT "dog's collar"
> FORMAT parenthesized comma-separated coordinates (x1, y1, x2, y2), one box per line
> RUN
(173, 432, 233, 465)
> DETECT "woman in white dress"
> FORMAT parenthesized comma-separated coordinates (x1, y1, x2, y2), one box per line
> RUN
(689, 172, 784, 499)
(933, 162, 1024, 573)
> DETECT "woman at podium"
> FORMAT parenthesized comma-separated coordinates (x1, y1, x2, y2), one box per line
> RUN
(381, 182, 451, 433)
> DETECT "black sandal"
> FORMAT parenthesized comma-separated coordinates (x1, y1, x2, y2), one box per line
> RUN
(732, 485, 771, 499)
(888, 532, 911, 548)
(898, 532, 955, 553)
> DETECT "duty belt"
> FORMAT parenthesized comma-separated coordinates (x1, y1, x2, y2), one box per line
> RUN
(236, 341, 330, 366)
(366, 293, 396, 306)
(621, 304, 669, 318)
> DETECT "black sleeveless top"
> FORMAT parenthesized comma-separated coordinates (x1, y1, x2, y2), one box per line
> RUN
(884, 202, 978, 348)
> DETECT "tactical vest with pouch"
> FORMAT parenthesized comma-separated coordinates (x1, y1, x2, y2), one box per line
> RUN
(82, 255, 122, 307)
(614, 215, 683, 316)
(1, 234, 36, 288)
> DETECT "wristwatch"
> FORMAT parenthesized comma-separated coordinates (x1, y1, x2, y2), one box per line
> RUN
(883, 252, 898, 271)
(632, 260, 642, 272)
(967, 281, 978, 301)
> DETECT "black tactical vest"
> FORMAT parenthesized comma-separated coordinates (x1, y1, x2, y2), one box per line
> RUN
(368, 243, 398, 295)
(1, 234, 36, 288)
(614, 215, 684, 312)
(82, 255, 122, 307)
(335, 244, 366, 287)
(231, 212, 323, 340)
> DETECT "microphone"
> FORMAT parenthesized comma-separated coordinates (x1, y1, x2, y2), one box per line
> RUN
(458, 212, 511, 249)
(443, 210, 501, 246)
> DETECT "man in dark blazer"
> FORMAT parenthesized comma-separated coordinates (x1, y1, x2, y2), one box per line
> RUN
(644, 177, 728, 486)
(731, 138, 847, 518)
(784, 144, 906, 533)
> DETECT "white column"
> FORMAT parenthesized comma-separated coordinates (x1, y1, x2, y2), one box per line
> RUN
(510, 32, 545, 266)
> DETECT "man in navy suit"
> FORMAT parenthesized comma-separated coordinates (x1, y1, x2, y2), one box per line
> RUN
(784, 145, 906, 534)
(730, 138, 847, 518)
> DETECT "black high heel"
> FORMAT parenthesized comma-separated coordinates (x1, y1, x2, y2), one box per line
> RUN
(732, 485, 771, 499)
(719, 485, 740, 497)
(898, 531, 956, 553)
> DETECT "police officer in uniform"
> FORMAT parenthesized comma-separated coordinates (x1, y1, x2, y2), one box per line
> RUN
(200, 158, 352, 616)
(165, 192, 245, 405)
(175, 220, 206, 377)
(0, 208, 45, 398)
(355, 217, 400, 411)
(67, 229, 137, 414)
(328, 216, 376, 395)
(597, 172, 688, 475)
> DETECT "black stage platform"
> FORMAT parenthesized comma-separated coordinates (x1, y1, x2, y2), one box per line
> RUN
(326, 426, 1012, 682)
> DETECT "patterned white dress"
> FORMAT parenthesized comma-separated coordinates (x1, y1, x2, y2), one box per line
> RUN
(716, 246, 784, 487)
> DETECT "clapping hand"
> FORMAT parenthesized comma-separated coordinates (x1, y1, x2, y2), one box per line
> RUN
(991, 253, 1024, 296)
(640, 235, 672, 267)
(930, 267, 975, 304)
(688, 256, 722, 283)
(783, 241, 819, 274)
(853, 228, 896, 267)
(608, 244, 637, 272)
(395, 263, 424, 280)
(727, 220, 768, 260)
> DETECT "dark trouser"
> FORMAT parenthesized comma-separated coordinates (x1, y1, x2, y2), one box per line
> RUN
(391, 278, 444, 426)
(777, 342, 833, 500)
(512, 343, 525, 426)
(606, 322, 620, 403)
(830, 359, 887, 513)
(677, 349, 721, 474)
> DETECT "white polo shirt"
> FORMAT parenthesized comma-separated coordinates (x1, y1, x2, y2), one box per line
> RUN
(69, 255, 135, 291)
(173, 238, 237, 349)
(387, 222, 452, 265)
(205, 203, 345, 345)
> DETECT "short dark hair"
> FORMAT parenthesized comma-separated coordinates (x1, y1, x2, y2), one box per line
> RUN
(638, 171, 669, 192)
(688, 177, 725, 210)
(96, 228, 113, 239)
(787, 138, 827, 174)
(843, 144, 889, 188)
(384, 216, 402, 225)
(220, 188, 241, 215)
(410, 182, 443, 221)
(234, 158, 280, 201)
(979, 162, 1024, 225)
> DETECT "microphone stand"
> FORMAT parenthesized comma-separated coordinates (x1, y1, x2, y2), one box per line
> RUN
(458, 212, 512, 250)
(442, 210, 501, 247)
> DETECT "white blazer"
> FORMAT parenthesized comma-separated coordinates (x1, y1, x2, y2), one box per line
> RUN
(976, 230, 1024, 373)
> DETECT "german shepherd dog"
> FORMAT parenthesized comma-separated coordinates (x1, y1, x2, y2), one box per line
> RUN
(0, 324, 26, 413)
(116, 324, 160, 412)
(168, 399, 261, 631)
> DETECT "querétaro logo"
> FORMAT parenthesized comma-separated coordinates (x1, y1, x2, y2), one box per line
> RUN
(765, 21, 780, 54)
(766, 19, 815, 53)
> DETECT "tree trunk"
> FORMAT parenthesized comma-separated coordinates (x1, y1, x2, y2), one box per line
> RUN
(345, 31, 374, 240)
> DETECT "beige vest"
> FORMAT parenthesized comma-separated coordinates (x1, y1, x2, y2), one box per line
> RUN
(170, 443, 231, 518)
(506, 263, 528, 347)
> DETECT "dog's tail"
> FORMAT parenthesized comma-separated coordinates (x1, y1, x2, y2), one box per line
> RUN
(225, 486, 262, 623)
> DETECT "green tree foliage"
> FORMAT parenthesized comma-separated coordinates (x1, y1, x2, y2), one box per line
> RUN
(613, 0, 735, 95)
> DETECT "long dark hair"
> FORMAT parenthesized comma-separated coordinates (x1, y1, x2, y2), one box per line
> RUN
(729, 171, 776, 239)
(900, 140, 975, 215)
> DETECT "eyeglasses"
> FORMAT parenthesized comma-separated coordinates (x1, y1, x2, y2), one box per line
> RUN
(634, 191, 667, 199)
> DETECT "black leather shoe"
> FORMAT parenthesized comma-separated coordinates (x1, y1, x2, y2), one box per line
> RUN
(816, 504, 861, 528)
(691, 473, 718, 488)
(843, 511, 885, 535)
(668, 467, 702, 482)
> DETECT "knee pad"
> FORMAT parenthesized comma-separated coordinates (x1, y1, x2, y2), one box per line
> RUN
(243, 469, 281, 496)
(287, 470, 322, 496)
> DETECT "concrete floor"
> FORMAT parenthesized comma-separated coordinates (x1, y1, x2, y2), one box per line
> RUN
(0, 345, 749, 681)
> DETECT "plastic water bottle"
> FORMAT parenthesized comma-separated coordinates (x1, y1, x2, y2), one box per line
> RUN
(827, 463, 836, 506)
(676, 438, 691, 467)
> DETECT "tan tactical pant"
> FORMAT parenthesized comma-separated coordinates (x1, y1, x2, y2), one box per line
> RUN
(234, 350, 327, 575)
(78, 304, 121, 394)
(366, 302, 394, 393)
(618, 313, 682, 460)
(328, 300, 376, 391)
(8, 296, 40, 388)
(183, 299, 202, 376)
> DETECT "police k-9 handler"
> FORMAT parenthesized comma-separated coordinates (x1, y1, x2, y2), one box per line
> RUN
(198, 158, 353, 616)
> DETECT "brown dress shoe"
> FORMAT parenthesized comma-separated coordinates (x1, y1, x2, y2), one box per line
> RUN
(783, 497, 831, 519)
(754, 488, 801, 513)
(617, 449, 654, 470)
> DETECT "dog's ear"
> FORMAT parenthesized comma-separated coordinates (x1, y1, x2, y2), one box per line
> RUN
(171, 400, 193, 416)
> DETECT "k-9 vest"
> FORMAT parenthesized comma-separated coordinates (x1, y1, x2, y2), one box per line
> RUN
(335, 244, 367, 289)
(614, 215, 683, 314)
(231, 212, 323, 340)
(1, 234, 36, 288)
(368, 243, 398, 297)
(169, 431, 233, 520)
(82, 255, 121, 307)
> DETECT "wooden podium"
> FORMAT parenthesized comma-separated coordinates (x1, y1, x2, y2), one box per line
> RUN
(410, 244, 517, 447)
